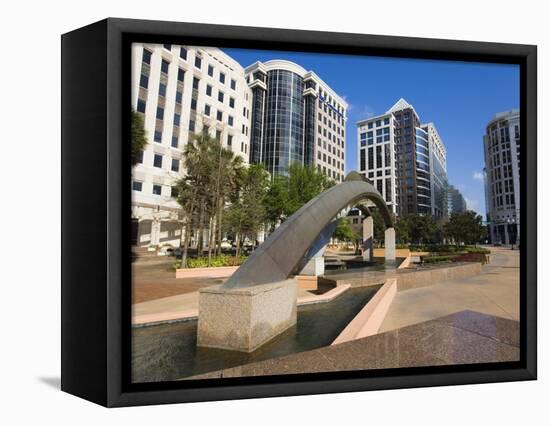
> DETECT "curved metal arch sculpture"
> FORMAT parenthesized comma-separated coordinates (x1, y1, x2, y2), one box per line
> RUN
(223, 172, 393, 289)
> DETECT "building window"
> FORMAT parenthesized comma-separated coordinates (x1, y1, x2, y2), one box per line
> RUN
(208, 65, 214, 77)
(152, 184, 162, 195)
(159, 83, 166, 97)
(142, 49, 152, 64)
(175, 91, 182, 104)
(230, 79, 236, 90)
(154, 131, 162, 143)
(360, 132, 367, 147)
(132, 181, 143, 192)
(218, 91, 224, 103)
(156, 107, 164, 120)
(139, 74, 148, 88)
(192, 77, 200, 90)
(191, 98, 197, 111)
(137, 99, 146, 113)
(216, 130, 221, 141)
(368, 122, 373, 129)
(189, 119, 195, 132)
(204, 104, 211, 116)
(229, 97, 235, 108)
(219, 72, 225, 84)
(217, 110, 223, 121)
(153, 154, 163, 168)
(177, 68, 185, 82)
(368, 147, 374, 169)
(173, 113, 181, 125)
(194, 55, 202, 69)
(228, 115, 234, 127)
(171, 159, 179, 172)
(384, 117, 390, 125)
(171, 136, 178, 148)
(161, 59, 170, 74)
(136, 151, 143, 164)
(179, 47, 187, 60)
(206, 84, 212, 96)
(227, 135, 233, 147)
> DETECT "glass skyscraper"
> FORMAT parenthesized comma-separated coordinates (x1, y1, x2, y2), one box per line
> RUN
(246, 60, 347, 180)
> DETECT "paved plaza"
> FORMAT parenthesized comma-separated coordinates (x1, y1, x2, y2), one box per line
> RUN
(379, 246, 519, 332)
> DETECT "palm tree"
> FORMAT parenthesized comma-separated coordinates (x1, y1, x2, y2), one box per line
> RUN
(173, 130, 243, 267)
(131, 108, 148, 166)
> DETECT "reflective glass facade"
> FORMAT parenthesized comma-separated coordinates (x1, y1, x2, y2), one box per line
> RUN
(263, 69, 305, 175)
(415, 127, 432, 215)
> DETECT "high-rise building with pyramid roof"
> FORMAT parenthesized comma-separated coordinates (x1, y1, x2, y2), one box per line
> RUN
(357, 98, 448, 218)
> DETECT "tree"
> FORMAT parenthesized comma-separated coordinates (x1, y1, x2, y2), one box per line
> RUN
(408, 214, 440, 244)
(394, 214, 441, 245)
(445, 210, 485, 245)
(131, 108, 147, 166)
(394, 216, 410, 244)
(172, 131, 242, 266)
(263, 163, 333, 232)
(284, 163, 333, 216)
(366, 208, 388, 246)
(333, 218, 359, 242)
(224, 164, 270, 257)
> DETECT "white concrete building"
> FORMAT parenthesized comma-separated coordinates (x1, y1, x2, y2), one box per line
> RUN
(131, 43, 252, 246)
(245, 60, 347, 182)
(356, 110, 399, 214)
(483, 109, 520, 245)
(357, 99, 449, 218)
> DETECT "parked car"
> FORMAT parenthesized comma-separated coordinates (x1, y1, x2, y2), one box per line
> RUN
(220, 240, 232, 250)
(158, 246, 174, 256)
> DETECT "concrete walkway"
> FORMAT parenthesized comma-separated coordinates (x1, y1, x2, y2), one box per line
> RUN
(132, 284, 348, 326)
(379, 246, 519, 332)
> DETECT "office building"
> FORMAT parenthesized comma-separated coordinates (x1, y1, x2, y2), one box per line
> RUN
(245, 60, 347, 181)
(357, 98, 448, 218)
(447, 184, 467, 214)
(422, 122, 448, 218)
(483, 109, 520, 245)
(131, 44, 252, 246)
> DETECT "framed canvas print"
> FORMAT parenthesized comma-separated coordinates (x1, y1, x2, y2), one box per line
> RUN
(61, 18, 537, 407)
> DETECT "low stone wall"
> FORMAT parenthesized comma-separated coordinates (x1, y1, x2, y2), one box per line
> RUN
(294, 275, 318, 290)
(326, 262, 483, 292)
(332, 278, 396, 345)
(175, 265, 238, 279)
(396, 262, 482, 291)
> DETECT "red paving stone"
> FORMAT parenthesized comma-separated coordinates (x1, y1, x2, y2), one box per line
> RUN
(132, 259, 221, 304)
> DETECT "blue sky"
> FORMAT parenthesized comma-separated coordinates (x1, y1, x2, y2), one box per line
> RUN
(223, 48, 520, 217)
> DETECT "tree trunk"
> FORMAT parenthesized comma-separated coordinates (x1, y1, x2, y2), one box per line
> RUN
(235, 231, 241, 259)
(197, 200, 205, 256)
(217, 198, 224, 256)
(207, 214, 216, 267)
(181, 192, 198, 268)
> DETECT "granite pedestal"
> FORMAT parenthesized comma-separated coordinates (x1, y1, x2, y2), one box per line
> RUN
(197, 279, 298, 352)
(363, 216, 374, 261)
(385, 227, 396, 261)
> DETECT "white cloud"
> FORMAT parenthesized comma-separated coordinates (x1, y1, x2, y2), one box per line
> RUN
(357, 104, 375, 119)
(472, 171, 484, 182)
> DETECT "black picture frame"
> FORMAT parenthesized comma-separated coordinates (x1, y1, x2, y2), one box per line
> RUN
(61, 17, 537, 407)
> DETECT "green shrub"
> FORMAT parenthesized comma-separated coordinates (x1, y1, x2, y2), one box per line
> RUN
(185, 255, 248, 269)
(463, 247, 491, 254)
(422, 255, 455, 264)
(410, 244, 490, 255)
